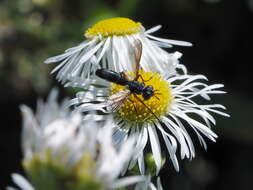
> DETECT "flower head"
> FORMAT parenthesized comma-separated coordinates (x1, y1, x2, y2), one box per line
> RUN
(10, 89, 144, 190)
(44, 17, 191, 84)
(69, 71, 229, 174)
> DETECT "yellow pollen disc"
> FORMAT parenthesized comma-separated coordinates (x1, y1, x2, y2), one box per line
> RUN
(85, 17, 142, 39)
(110, 70, 173, 125)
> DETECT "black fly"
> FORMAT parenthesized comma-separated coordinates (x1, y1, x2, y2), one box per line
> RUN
(95, 39, 160, 120)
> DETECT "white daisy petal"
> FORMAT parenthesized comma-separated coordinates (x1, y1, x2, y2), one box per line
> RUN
(147, 34, 193, 46)
(138, 151, 145, 175)
(148, 124, 162, 174)
(135, 175, 164, 190)
(11, 174, 34, 190)
(157, 177, 163, 190)
(79, 40, 104, 64)
(6, 187, 19, 190)
(145, 25, 162, 34)
(45, 39, 96, 64)
(161, 132, 179, 171)
(96, 37, 111, 64)
(109, 176, 146, 189)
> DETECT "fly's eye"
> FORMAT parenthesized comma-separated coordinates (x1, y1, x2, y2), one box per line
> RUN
(142, 86, 154, 100)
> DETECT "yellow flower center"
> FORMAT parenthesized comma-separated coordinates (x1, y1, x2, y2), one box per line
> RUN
(110, 70, 173, 126)
(85, 17, 142, 39)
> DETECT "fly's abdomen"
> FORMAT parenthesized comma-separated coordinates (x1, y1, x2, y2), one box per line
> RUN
(96, 69, 128, 85)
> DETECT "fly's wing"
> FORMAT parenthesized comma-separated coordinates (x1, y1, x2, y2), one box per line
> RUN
(133, 39, 143, 80)
(120, 71, 133, 81)
(106, 89, 131, 112)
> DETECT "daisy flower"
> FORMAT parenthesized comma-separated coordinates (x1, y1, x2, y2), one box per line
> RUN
(8, 89, 145, 190)
(44, 17, 191, 84)
(68, 70, 229, 174)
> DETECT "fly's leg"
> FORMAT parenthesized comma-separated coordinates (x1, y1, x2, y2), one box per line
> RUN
(139, 74, 154, 83)
(154, 94, 160, 100)
(153, 90, 161, 100)
(133, 94, 161, 122)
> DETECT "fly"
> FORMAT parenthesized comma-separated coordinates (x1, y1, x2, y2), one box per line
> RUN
(95, 39, 161, 121)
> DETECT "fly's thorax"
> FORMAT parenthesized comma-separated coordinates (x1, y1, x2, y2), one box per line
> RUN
(127, 80, 145, 94)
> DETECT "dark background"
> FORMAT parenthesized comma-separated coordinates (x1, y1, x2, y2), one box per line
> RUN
(1, 0, 253, 189)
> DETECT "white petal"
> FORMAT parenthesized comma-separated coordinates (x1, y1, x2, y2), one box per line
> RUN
(172, 111, 217, 139)
(96, 37, 111, 64)
(147, 124, 162, 174)
(135, 127, 148, 159)
(162, 133, 179, 171)
(6, 187, 18, 190)
(145, 25, 162, 34)
(138, 151, 145, 175)
(147, 34, 193, 46)
(79, 40, 105, 64)
(157, 177, 163, 190)
(12, 174, 34, 190)
(109, 176, 146, 189)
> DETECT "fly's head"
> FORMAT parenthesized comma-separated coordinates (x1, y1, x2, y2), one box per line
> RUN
(142, 85, 154, 100)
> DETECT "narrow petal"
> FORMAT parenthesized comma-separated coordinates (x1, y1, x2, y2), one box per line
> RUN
(147, 34, 193, 46)
(138, 151, 145, 175)
(79, 40, 105, 64)
(109, 176, 146, 189)
(12, 174, 34, 190)
(147, 124, 162, 174)
(157, 177, 163, 190)
(145, 25, 162, 34)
